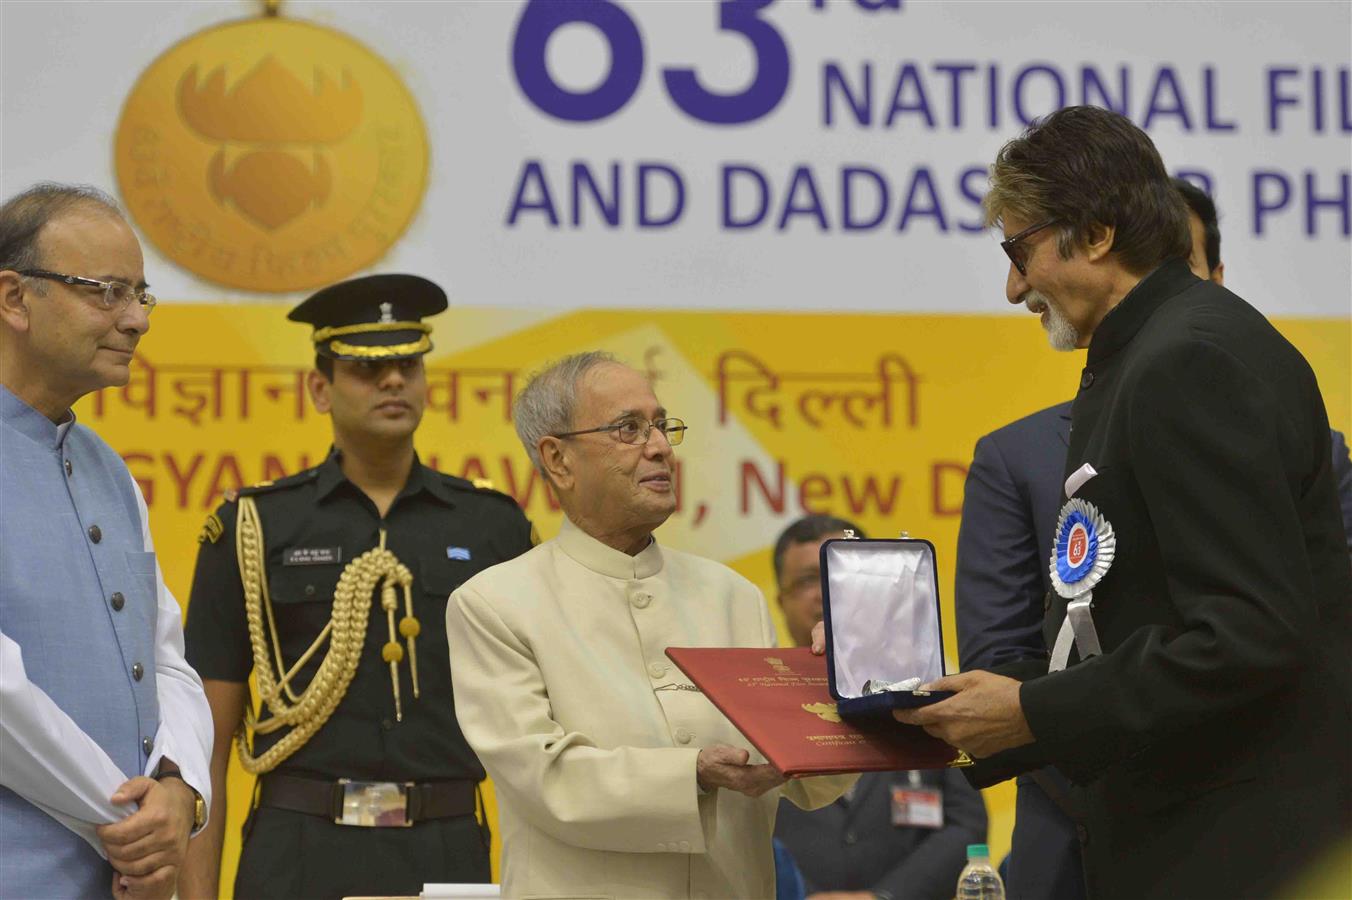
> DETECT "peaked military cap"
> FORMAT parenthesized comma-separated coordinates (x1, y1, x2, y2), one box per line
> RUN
(288, 274, 447, 360)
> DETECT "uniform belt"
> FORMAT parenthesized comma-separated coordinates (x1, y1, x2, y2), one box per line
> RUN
(259, 773, 477, 827)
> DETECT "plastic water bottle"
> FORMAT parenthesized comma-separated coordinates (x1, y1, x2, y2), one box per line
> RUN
(956, 843, 1005, 900)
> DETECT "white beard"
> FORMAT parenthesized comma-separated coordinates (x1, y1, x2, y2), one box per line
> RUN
(1025, 290, 1080, 351)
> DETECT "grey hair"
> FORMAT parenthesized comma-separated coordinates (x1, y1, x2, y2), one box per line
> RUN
(514, 351, 619, 474)
(0, 183, 124, 288)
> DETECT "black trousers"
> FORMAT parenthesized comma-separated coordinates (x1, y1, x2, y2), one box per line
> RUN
(234, 806, 490, 900)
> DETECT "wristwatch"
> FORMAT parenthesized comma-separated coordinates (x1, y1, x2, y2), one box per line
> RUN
(154, 770, 207, 830)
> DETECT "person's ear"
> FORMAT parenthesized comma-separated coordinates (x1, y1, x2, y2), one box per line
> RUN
(0, 270, 32, 333)
(538, 436, 574, 492)
(1210, 262, 1225, 287)
(1083, 223, 1116, 263)
(307, 367, 333, 415)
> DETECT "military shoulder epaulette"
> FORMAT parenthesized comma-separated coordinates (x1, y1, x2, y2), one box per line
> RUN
(439, 472, 521, 505)
(224, 467, 322, 503)
(201, 466, 320, 540)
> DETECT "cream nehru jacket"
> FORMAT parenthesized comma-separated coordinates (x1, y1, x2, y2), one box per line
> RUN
(447, 518, 852, 899)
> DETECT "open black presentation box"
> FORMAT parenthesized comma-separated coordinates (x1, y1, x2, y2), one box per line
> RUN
(820, 535, 955, 719)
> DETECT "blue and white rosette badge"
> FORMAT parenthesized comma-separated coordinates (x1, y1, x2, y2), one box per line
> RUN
(1048, 499, 1116, 672)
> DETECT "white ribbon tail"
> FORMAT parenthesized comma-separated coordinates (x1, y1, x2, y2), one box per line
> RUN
(1048, 593, 1101, 673)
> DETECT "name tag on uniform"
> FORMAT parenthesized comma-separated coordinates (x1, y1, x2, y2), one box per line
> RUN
(892, 784, 943, 829)
(283, 547, 342, 566)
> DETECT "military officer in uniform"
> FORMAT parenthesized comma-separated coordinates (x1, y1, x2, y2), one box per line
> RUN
(178, 275, 534, 900)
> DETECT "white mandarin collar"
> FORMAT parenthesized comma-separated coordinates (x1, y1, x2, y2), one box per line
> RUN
(556, 517, 665, 580)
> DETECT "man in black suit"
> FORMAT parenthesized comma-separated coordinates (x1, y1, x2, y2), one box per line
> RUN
(899, 106, 1351, 899)
(953, 177, 1352, 899)
(773, 515, 986, 900)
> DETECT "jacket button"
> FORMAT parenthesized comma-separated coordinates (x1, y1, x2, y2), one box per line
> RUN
(305, 584, 316, 597)
(674, 728, 692, 744)
(142, 736, 154, 755)
(131, 663, 144, 681)
(631, 592, 652, 609)
(110, 592, 125, 611)
(88, 525, 102, 543)
(381, 719, 394, 731)
(1080, 370, 1095, 388)
(648, 662, 668, 679)
(65, 459, 73, 476)
(845, 829, 857, 844)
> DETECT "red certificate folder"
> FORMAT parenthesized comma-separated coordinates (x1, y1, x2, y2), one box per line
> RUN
(665, 646, 965, 776)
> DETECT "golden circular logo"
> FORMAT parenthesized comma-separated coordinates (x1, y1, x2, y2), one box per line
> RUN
(114, 16, 428, 293)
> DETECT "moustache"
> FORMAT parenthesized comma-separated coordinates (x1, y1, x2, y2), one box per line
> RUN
(1023, 290, 1051, 314)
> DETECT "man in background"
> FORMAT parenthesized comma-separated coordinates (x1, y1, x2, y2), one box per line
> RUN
(0, 183, 211, 899)
(180, 275, 534, 899)
(773, 514, 986, 900)
(1171, 177, 1352, 549)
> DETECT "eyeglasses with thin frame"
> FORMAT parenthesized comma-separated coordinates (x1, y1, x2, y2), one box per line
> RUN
(553, 416, 687, 446)
(1000, 219, 1058, 277)
(19, 269, 157, 313)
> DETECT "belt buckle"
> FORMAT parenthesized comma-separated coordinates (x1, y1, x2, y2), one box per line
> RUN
(335, 779, 414, 827)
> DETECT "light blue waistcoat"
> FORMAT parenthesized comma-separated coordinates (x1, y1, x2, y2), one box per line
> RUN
(0, 387, 160, 899)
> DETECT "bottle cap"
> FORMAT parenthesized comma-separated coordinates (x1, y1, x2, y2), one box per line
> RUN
(967, 843, 990, 859)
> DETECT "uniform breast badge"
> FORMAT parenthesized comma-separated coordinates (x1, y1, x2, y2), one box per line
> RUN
(1048, 498, 1116, 672)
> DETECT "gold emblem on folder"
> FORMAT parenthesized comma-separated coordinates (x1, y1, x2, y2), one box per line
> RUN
(801, 702, 842, 724)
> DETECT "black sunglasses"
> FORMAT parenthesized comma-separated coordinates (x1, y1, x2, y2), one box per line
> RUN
(1000, 219, 1058, 276)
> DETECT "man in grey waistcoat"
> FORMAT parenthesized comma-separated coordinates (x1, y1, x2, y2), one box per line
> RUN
(0, 183, 212, 899)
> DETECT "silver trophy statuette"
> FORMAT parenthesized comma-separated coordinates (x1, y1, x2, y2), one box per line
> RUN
(862, 677, 923, 695)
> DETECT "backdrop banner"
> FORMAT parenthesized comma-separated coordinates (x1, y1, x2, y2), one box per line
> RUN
(2, 0, 1348, 313)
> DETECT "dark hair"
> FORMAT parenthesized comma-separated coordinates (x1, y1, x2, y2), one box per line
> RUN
(984, 106, 1191, 274)
(0, 183, 123, 279)
(314, 353, 334, 380)
(1172, 177, 1221, 273)
(772, 514, 864, 584)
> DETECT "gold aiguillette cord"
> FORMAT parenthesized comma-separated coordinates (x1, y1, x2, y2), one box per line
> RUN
(376, 530, 420, 720)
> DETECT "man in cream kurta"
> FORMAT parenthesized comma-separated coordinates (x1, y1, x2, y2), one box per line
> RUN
(447, 353, 851, 899)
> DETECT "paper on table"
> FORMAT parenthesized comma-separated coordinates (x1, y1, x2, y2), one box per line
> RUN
(420, 885, 501, 899)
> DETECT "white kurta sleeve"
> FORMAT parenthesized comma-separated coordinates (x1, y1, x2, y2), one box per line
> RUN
(448, 583, 709, 853)
(0, 630, 134, 855)
(751, 589, 857, 810)
(132, 478, 213, 826)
